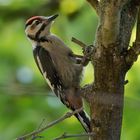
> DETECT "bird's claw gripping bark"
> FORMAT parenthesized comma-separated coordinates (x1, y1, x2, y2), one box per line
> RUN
(81, 45, 95, 66)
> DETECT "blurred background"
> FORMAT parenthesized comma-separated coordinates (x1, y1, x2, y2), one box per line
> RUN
(0, 0, 140, 140)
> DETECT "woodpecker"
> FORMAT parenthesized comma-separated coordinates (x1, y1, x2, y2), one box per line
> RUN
(25, 14, 91, 132)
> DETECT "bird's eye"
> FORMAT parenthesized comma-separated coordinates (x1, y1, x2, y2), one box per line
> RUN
(35, 20, 41, 25)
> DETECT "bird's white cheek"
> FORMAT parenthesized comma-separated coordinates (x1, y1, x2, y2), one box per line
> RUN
(27, 38, 37, 50)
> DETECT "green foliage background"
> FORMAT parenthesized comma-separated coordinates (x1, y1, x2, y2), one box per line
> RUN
(0, 0, 140, 139)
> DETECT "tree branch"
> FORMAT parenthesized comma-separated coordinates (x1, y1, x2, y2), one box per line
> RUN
(136, 7, 140, 43)
(95, 1, 122, 48)
(125, 7, 140, 67)
(16, 108, 83, 140)
(71, 37, 86, 48)
(53, 132, 94, 140)
(85, 0, 140, 139)
(86, 0, 99, 14)
(118, 0, 138, 51)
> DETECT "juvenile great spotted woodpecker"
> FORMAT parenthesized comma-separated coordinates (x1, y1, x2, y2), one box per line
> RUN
(25, 14, 91, 132)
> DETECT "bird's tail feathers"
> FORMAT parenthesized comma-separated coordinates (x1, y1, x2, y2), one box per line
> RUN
(74, 109, 91, 133)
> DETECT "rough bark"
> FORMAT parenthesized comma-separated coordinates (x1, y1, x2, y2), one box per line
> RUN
(86, 0, 140, 140)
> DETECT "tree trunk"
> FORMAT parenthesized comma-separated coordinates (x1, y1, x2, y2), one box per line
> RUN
(85, 0, 140, 140)
(90, 45, 125, 140)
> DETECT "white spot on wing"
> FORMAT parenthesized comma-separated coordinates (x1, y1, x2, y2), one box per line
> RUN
(43, 72, 54, 91)
(36, 55, 44, 73)
(36, 55, 54, 91)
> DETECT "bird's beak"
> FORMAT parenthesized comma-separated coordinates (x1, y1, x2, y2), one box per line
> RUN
(44, 14, 59, 24)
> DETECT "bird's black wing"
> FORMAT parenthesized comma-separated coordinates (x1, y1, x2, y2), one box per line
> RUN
(33, 46, 63, 94)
